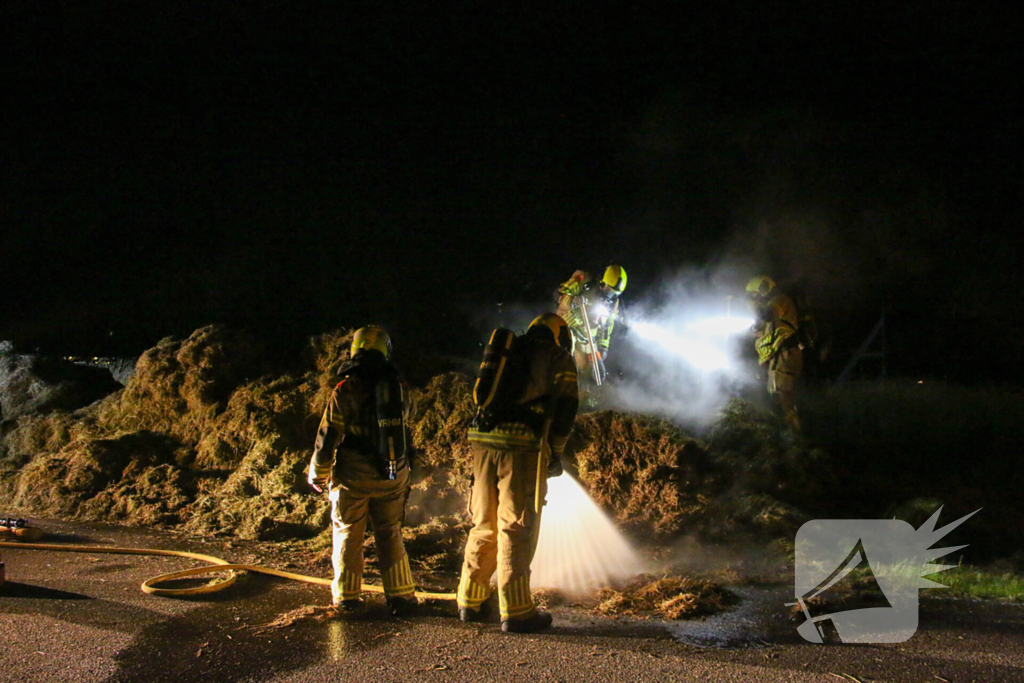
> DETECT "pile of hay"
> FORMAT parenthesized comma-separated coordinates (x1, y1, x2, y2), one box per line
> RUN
(0, 326, 342, 538)
(0, 324, 831, 551)
(0, 341, 122, 421)
(572, 402, 831, 540)
(593, 575, 739, 620)
(406, 372, 475, 523)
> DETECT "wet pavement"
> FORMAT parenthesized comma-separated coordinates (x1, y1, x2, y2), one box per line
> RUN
(2, 520, 1023, 682)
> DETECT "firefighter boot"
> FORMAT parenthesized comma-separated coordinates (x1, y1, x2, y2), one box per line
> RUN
(388, 596, 418, 617)
(501, 610, 553, 634)
(337, 598, 365, 614)
(459, 601, 492, 623)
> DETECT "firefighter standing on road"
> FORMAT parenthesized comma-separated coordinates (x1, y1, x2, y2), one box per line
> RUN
(458, 313, 579, 633)
(746, 276, 803, 431)
(555, 265, 627, 407)
(308, 326, 418, 616)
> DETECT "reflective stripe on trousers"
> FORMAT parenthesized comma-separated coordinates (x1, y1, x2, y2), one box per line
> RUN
(330, 477, 411, 604)
(458, 445, 546, 620)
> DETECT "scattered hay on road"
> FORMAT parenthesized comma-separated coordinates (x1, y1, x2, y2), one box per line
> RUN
(593, 574, 739, 620)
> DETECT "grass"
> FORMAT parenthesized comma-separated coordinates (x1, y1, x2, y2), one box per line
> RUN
(924, 564, 1024, 602)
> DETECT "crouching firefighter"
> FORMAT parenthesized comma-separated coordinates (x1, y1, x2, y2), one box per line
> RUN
(458, 313, 579, 633)
(307, 326, 417, 616)
(746, 276, 803, 431)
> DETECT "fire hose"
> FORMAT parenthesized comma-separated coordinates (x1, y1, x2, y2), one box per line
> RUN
(0, 537, 457, 601)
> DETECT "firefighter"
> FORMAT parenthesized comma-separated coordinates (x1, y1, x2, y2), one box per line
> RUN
(458, 313, 579, 633)
(746, 276, 803, 431)
(555, 265, 627, 406)
(307, 326, 417, 616)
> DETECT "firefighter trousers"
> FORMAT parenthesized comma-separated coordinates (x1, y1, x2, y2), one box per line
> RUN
(768, 346, 803, 431)
(329, 478, 415, 604)
(458, 445, 546, 621)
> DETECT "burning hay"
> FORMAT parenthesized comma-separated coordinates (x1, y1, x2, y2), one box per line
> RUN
(593, 574, 739, 620)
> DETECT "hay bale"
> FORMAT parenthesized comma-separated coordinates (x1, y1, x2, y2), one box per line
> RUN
(185, 444, 330, 539)
(194, 375, 316, 471)
(302, 329, 356, 413)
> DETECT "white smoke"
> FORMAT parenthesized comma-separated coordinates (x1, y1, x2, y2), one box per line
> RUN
(602, 265, 762, 424)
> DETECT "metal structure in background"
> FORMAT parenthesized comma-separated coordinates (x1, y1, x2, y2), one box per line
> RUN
(835, 312, 887, 385)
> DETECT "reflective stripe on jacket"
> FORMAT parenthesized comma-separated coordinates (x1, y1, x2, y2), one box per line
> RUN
(754, 293, 799, 365)
(468, 335, 578, 456)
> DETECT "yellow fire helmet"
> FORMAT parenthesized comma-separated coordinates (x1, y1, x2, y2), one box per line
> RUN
(745, 275, 776, 297)
(528, 313, 574, 352)
(602, 265, 627, 294)
(350, 325, 392, 359)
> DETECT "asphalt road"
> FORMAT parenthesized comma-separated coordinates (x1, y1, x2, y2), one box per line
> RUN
(2, 521, 1022, 682)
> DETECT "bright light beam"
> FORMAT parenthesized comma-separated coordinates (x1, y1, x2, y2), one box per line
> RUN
(686, 315, 755, 336)
(630, 320, 732, 371)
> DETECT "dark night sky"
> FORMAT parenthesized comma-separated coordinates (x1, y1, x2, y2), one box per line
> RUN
(1, 3, 1021, 378)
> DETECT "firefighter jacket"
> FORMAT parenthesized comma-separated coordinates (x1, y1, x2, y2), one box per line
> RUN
(309, 350, 414, 487)
(467, 332, 579, 457)
(753, 292, 800, 365)
(555, 272, 623, 354)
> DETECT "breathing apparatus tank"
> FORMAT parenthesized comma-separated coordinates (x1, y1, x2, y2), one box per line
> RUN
(374, 378, 407, 480)
(472, 328, 532, 433)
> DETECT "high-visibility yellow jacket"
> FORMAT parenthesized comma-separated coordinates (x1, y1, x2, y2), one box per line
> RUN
(753, 293, 799, 365)
(468, 332, 578, 457)
(555, 271, 622, 354)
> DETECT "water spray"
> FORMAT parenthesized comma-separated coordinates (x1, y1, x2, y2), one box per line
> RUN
(532, 476, 645, 595)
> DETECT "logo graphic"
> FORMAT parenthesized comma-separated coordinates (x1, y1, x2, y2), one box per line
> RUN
(791, 507, 979, 643)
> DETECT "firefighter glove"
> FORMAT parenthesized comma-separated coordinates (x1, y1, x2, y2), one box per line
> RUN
(307, 461, 331, 493)
(547, 455, 563, 479)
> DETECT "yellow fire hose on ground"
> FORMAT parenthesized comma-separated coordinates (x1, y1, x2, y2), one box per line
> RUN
(0, 535, 456, 601)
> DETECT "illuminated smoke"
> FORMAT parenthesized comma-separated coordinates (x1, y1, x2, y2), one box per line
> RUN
(604, 269, 760, 423)
(532, 476, 646, 594)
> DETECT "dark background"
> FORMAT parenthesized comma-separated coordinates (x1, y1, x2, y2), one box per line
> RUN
(2, 3, 1021, 382)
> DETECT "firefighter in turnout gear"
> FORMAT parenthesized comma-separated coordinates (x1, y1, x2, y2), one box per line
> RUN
(308, 326, 418, 616)
(458, 313, 579, 633)
(746, 276, 803, 431)
(555, 265, 626, 407)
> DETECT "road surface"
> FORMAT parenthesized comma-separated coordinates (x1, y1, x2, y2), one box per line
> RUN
(2, 521, 1022, 682)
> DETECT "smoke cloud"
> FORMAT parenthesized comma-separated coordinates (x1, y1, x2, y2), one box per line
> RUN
(602, 263, 761, 425)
